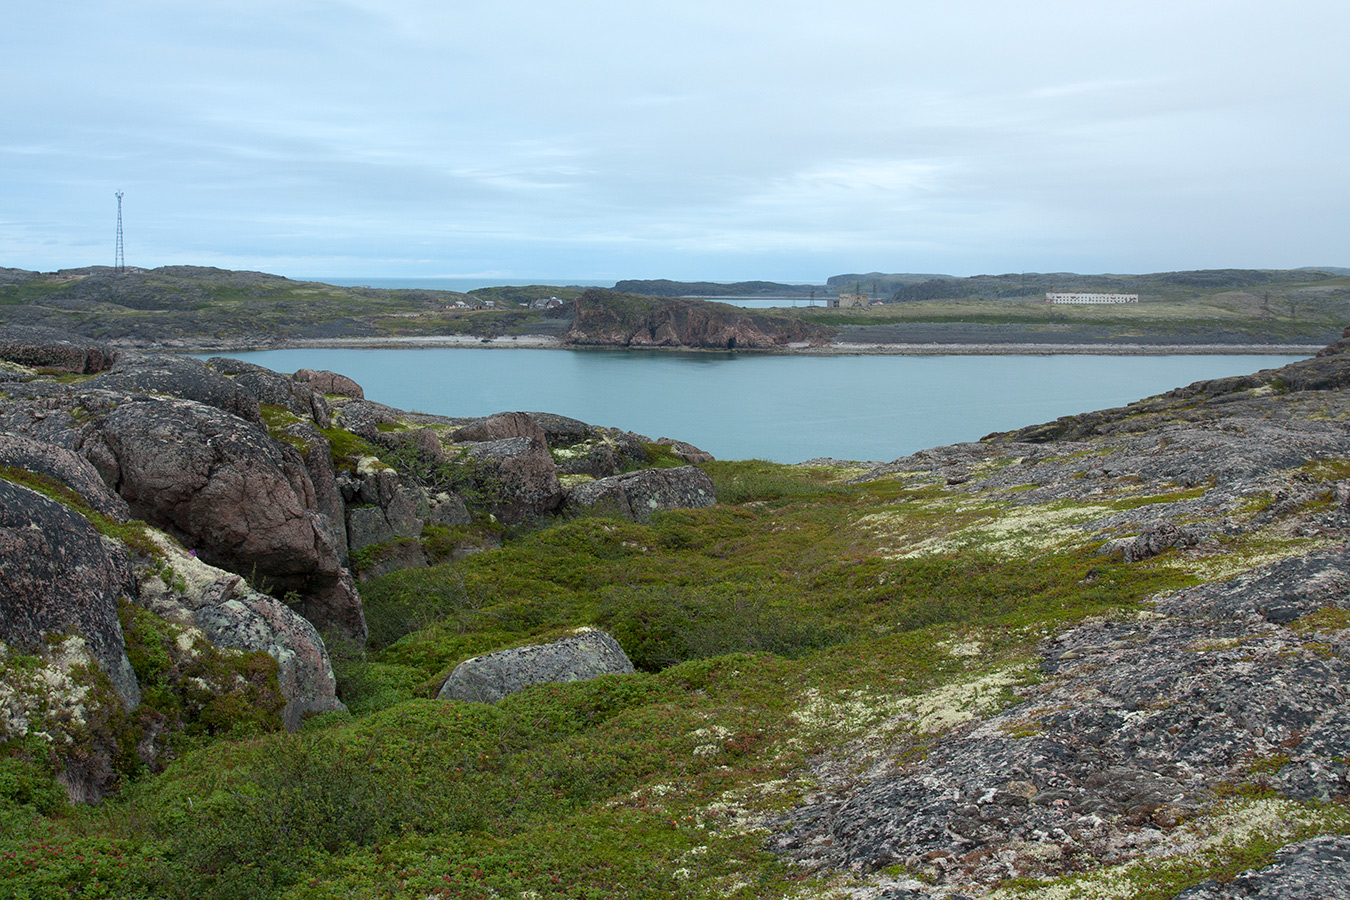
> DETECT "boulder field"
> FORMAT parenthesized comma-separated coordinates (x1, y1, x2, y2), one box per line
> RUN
(0, 334, 717, 799)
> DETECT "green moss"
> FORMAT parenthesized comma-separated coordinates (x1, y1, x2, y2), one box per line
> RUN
(318, 426, 381, 472)
(0, 466, 163, 559)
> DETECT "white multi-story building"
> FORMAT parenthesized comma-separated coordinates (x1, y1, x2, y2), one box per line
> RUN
(1045, 292, 1139, 304)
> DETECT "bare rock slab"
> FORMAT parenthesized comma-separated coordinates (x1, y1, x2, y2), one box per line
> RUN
(437, 630, 634, 704)
(565, 465, 716, 522)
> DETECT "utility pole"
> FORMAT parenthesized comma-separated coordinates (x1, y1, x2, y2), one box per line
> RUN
(114, 192, 125, 273)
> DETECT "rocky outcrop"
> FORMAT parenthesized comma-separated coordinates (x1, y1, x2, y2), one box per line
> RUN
(654, 437, 715, 464)
(208, 356, 331, 424)
(89, 354, 263, 426)
(1173, 834, 1350, 898)
(562, 290, 834, 350)
(565, 466, 717, 521)
(0, 480, 139, 707)
(452, 411, 548, 445)
(0, 432, 130, 520)
(134, 533, 344, 730)
(465, 436, 564, 525)
(437, 629, 634, 704)
(85, 397, 365, 642)
(294, 367, 364, 399)
(0, 325, 118, 374)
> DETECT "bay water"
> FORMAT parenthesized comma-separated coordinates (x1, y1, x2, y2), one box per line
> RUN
(210, 348, 1302, 463)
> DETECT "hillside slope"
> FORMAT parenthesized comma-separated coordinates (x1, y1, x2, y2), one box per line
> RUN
(2, 332, 1350, 898)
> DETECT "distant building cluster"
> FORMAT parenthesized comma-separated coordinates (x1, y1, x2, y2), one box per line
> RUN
(829, 292, 870, 309)
(1045, 292, 1139, 304)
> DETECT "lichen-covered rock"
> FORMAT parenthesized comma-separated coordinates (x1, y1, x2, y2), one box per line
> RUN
(437, 629, 634, 704)
(564, 465, 716, 522)
(465, 436, 563, 525)
(85, 396, 366, 642)
(1172, 834, 1350, 898)
(0, 480, 139, 708)
(771, 546, 1350, 890)
(0, 325, 117, 374)
(0, 431, 130, 520)
(88, 353, 263, 426)
(134, 533, 345, 730)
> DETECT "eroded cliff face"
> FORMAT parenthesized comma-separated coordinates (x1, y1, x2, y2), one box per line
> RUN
(561, 290, 834, 349)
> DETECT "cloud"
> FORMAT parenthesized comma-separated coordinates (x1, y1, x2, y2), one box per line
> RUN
(2, 0, 1348, 279)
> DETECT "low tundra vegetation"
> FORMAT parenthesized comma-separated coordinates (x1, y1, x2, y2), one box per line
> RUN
(2, 456, 1336, 900)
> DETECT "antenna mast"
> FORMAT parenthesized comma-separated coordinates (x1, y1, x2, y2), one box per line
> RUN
(114, 192, 125, 273)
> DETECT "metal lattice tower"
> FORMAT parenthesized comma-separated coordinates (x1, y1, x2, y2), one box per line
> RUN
(114, 192, 125, 273)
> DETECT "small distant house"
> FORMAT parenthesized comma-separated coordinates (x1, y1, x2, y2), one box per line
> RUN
(529, 296, 564, 309)
(1046, 292, 1139, 304)
(829, 292, 869, 309)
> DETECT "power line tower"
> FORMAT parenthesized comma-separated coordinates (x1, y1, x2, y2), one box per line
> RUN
(114, 192, 125, 273)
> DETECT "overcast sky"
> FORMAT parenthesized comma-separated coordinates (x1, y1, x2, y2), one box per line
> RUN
(4, 1, 1347, 283)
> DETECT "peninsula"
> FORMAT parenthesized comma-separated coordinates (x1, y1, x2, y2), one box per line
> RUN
(2, 265, 1345, 354)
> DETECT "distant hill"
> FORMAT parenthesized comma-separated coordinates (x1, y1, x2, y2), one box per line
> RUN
(612, 279, 824, 297)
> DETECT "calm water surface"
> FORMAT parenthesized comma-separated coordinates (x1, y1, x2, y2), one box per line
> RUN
(213, 348, 1302, 463)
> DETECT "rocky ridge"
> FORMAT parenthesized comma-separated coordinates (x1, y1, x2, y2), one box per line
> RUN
(765, 332, 1350, 898)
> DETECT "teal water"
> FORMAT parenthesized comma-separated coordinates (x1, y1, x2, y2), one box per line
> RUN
(210, 349, 1302, 463)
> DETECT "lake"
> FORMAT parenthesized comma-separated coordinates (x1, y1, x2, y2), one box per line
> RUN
(207, 348, 1303, 463)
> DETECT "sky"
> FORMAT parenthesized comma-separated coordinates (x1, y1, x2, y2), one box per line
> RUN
(3, 1, 1348, 284)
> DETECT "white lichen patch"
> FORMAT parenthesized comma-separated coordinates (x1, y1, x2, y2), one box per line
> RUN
(795, 664, 1028, 741)
(691, 724, 733, 756)
(859, 499, 1120, 560)
(986, 797, 1341, 900)
(0, 636, 97, 745)
(355, 455, 393, 475)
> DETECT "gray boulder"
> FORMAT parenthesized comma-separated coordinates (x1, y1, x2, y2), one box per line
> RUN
(294, 368, 364, 399)
(655, 437, 715, 464)
(0, 480, 139, 707)
(437, 630, 634, 704)
(565, 465, 716, 522)
(452, 411, 548, 445)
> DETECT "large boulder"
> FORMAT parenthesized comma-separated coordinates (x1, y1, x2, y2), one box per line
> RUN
(294, 368, 364, 399)
(135, 533, 345, 730)
(437, 630, 634, 704)
(452, 411, 548, 445)
(466, 436, 563, 524)
(83, 397, 366, 642)
(565, 466, 716, 522)
(89, 354, 263, 426)
(0, 480, 139, 707)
